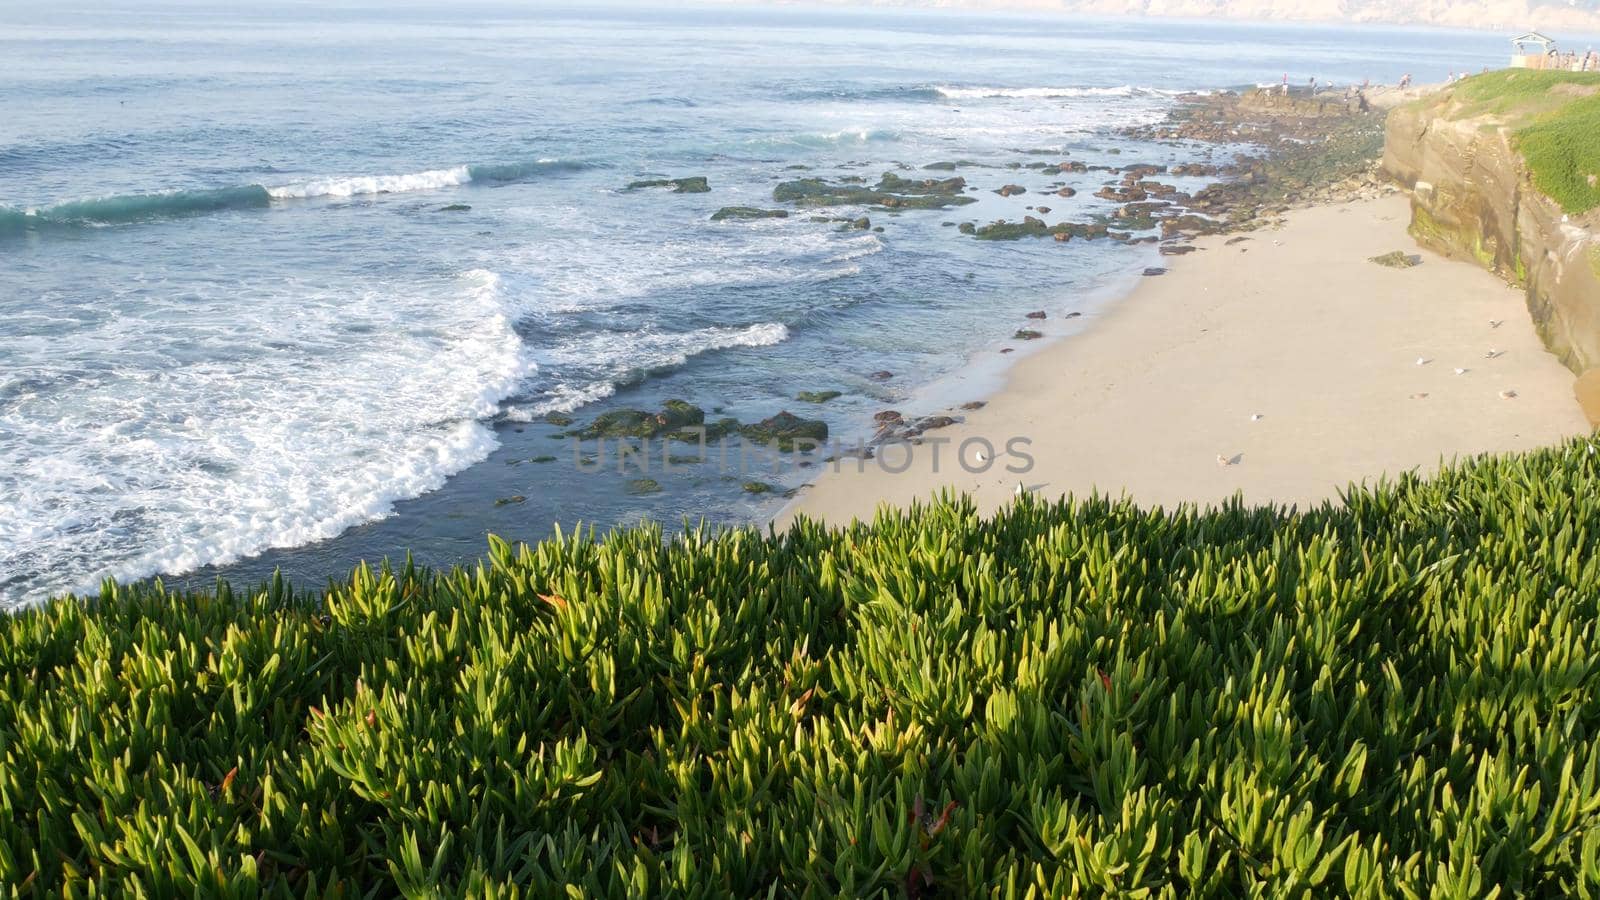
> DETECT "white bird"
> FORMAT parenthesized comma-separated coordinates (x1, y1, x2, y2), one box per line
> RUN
(1416, 357, 1432, 366)
(1499, 389, 1518, 400)
(1217, 453, 1242, 467)
(1485, 349, 1503, 359)
(1454, 367, 1469, 376)
(973, 449, 989, 465)
(1250, 414, 1264, 422)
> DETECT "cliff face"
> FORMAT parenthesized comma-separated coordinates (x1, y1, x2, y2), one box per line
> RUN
(1384, 87, 1600, 378)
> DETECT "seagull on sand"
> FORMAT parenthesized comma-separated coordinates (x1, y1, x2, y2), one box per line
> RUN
(973, 448, 989, 465)
(1499, 389, 1518, 400)
(1416, 357, 1432, 366)
(1485, 349, 1504, 359)
(1489, 319, 1504, 329)
(1250, 414, 1264, 422)
(1217, 453, 1243, 467)
(1454, 367, 1470, 376)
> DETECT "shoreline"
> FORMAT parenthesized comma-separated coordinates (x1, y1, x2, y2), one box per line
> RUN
(777, 193, 1591, 526)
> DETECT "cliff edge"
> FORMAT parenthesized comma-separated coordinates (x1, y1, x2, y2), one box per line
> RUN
(1384, 71, 1600, 415)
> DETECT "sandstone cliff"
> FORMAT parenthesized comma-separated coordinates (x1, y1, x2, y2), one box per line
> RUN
(1384, 75, 1600, 384)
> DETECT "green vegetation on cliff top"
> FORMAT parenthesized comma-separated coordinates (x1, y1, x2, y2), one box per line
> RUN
(8, 437, 1600, 894)
(1433, 70, 1600, 214)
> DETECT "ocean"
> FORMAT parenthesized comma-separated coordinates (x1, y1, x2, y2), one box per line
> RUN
(0, 1, 1515, 608)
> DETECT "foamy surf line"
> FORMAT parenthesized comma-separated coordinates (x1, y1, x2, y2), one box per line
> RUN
(935, 85, 1186, 100)
(0, 158, 590, 234)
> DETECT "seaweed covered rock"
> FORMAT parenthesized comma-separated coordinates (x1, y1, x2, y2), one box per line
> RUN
(773, 173, 978, 210)
(627, 176, 710, 193)
(973, 219, 1110, 242)
(741, 411, 829, 450)
(573, 400, 706, 440)
(711, 207, 789, 221)
(796, 390, 842, 404)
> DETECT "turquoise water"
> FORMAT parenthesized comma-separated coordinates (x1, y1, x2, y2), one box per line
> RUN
(0, 2, 1515, 607)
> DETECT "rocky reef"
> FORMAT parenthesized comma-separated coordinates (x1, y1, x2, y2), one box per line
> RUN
(626, 176, 710, 193)
(773, 173, 977, 210)
(1384, 72, 1600, 383)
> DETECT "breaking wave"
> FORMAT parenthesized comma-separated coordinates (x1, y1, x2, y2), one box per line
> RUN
(0, 158, 589, 236)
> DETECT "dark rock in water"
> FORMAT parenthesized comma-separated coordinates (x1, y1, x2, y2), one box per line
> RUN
(494, 495, 527, 507)
(851, 217, 871, 230)
(573, 400, 705, 439)
(924, 161, 960, 171)
(1160, 215, 1222, 240)
(1056, 187, 1078, 198)
(960, 400, 987, 411)
(1143, 267, 1168, 277)
(439, 204, 472, 212)
(797, 390, 843, 404)
(742, 481, 777, 495)
(1065, 311, 1083, 319)
(711, 206, 789, 221)
(741, 411, 829, 450)
(868, 370, 894, 381)
(996, 184, 1027, 197)
(1170, 163, 1221, 177)
(1025, 310, 1047, 319)
(958, 222, 977, 235)
(626, 478, 664, 495)
(531, 456, 557, 464)
(544, 412, 575, 427)
(1035, 206, 1051, 214)
(1096, 186, 1148, 203)
(1160, 244, 1198, 256)
(627, 176, 710, 193)
(1013, 329, 1044, 340)
(773, 173, 977, 210)
(974, 219, 1109, 242)
(1000, 348, 1015, 354)
(1370, 251, 1421, 269)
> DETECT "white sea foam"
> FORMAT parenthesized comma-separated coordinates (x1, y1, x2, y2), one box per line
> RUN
(265, 165, 473, 200)
(0, 267, 533, 608)
(503, 323, 792, 423)
(935, 85, 1169, 100)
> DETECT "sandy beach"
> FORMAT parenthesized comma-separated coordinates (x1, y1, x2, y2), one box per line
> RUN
(780, 194, 1592, 525)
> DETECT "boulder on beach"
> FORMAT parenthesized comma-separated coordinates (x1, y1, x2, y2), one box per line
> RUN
(1370, 251, 1421, 268)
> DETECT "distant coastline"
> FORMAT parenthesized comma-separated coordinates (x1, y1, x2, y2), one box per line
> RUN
(718, 0, 1600, 34)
